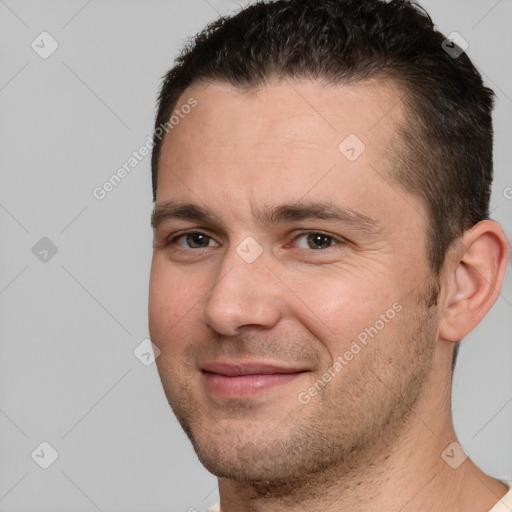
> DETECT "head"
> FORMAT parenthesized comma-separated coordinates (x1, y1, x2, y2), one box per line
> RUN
(148, 0, 508, 491)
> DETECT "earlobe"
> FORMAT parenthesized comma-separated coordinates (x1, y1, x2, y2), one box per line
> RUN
(439, 220, 510, 342)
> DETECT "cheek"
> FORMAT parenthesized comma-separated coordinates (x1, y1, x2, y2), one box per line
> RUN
(148, 258, 203, 348)
(290, 268, 398, 357)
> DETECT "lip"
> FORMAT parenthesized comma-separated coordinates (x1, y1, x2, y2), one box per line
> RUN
(201, 360, 308, 398)
(201, 361, 307, 376)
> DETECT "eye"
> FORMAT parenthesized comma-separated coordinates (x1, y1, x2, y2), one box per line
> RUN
(169, 231, 219, 249)
(292, 232, 345, 250)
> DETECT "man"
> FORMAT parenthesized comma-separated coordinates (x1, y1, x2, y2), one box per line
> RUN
(148, 0, 511, 510)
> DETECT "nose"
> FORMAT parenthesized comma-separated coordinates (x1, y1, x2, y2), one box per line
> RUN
(200, 243, 284, 336)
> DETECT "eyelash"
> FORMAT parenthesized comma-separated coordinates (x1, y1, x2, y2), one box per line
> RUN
(165, 229, 346, 251)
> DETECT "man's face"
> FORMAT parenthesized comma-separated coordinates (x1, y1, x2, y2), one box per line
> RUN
(149, 79, 440, 482)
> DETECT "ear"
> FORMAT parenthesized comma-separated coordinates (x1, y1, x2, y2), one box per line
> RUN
(438, 220, 510, 342)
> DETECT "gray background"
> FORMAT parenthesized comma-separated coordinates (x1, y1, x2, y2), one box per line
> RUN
(0, 1, 511, 511)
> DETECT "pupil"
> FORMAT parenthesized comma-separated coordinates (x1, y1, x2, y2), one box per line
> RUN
(308, 233, 330, 249)
(188, 233, 208, 248)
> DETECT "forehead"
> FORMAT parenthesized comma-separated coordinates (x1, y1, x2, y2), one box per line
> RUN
(158, 78, 406, 183)
(156, 78, 422, 228)
(168, 77, 403, 150)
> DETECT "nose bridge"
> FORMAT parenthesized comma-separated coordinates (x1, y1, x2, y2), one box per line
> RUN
(201, 240, 282, 335)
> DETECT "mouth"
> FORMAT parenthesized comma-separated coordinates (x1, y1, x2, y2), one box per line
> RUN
(201, 361, 309, 398)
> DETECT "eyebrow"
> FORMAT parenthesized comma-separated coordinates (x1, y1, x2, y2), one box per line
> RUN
(151, 200, 382, 236)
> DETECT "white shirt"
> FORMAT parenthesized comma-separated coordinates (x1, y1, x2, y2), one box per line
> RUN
(204, 479, 512, 512)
